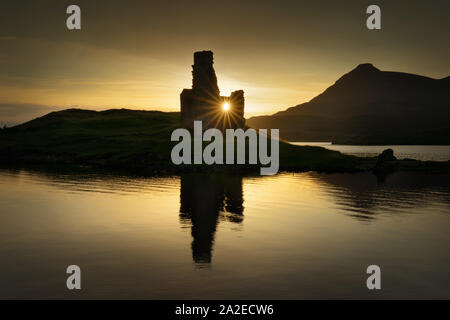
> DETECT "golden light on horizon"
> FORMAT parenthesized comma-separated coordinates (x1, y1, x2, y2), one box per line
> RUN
(222, 102, 230, 112)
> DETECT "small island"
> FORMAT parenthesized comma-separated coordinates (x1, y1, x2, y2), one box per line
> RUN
(1, 52, 449, 176)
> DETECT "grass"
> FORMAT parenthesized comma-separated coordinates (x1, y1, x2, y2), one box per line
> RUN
(0, 108, 370, 173)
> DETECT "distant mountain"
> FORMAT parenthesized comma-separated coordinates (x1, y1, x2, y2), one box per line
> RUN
(247, 64, 450, 144)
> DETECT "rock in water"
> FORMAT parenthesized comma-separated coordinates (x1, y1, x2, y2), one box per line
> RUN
(374, 148, 398, 179)
(377, 148, 397, 164)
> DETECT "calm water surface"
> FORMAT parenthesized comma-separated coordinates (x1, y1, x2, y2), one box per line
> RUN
(291, 142, 450, 161)
(0, 168, 449, 299)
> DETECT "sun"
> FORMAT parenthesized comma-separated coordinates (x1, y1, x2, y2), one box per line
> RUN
(222, 102, 230, 112)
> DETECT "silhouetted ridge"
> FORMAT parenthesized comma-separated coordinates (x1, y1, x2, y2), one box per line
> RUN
(247, 64, 450, 144)
(347, 63, 380, 76)
(334, 63, 380, 84)
(355, 63, 379, 71)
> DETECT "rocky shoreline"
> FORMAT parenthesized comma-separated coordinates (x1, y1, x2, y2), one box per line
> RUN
(1, 147, 449, 178)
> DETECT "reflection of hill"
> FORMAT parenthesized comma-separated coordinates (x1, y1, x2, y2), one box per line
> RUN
(179, 174, 244, 264)
(314, 172, 450, 221)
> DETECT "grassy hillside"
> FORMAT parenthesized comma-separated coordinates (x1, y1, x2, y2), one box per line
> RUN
(0, 108, 365, 173)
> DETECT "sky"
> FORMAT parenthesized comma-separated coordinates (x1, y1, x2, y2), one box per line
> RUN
(0, 0, 449, 125)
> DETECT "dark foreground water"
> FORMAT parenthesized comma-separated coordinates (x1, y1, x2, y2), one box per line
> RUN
(0, 168, 449, 299)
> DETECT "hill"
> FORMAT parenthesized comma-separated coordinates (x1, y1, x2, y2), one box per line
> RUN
(247, 64, 450, 144)
(0, 108, 363, 173)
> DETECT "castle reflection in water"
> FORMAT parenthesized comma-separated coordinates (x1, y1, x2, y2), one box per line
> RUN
(179, 174, 244, 264)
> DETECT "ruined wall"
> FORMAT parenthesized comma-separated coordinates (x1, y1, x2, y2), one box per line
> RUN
(192, 51, 220, 99)
(230, 90, 245, 128)
(180, 51, 245, 130)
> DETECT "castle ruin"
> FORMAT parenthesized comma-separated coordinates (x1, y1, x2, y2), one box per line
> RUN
(180, 51, 245, 130)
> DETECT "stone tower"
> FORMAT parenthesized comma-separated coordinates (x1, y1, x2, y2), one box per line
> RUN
(180, 51, 245, 130)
